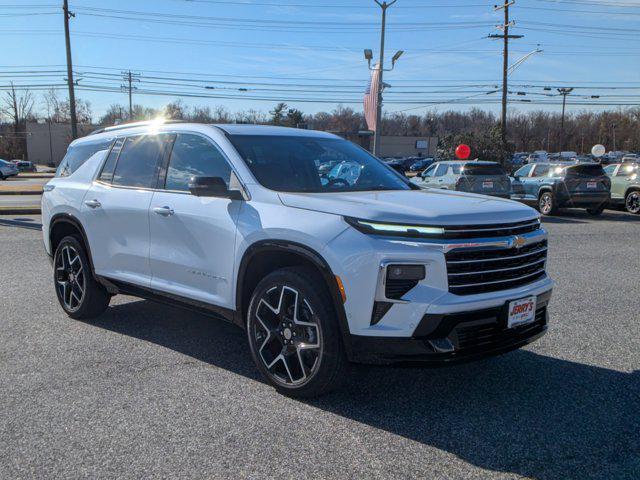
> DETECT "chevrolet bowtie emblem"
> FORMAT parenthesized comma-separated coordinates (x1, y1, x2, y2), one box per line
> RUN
(513, 236, 526, 249)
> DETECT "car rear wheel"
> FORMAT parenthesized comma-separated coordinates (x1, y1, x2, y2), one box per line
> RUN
(538, 192, 558, 215)
(246, 266, 347, 398)
(586, 204, 605, 215)
(625, 190, 640, 215)
(54, 236, 111, 320)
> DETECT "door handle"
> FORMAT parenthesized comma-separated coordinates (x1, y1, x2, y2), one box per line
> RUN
(84, 199, 101, 209)
(153, 206, 174, 217)
(438, 179, 444, 183)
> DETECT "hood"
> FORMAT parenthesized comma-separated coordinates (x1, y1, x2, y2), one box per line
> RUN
(278, 189, 538, 226)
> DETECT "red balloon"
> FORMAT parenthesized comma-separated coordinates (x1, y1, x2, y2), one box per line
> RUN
(455, 144, 471, 160)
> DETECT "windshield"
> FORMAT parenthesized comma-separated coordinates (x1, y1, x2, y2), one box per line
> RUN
(228, 135, 411, 193)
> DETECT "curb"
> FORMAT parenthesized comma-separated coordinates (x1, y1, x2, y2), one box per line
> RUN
(17, 174, 55, 179)
(0, 207, 41, 215)
(0, 190, 43, 196)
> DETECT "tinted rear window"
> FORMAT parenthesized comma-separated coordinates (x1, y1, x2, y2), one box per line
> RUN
(566, 164, 605, 177)
(56, 140, 112, 177)
(462, 164, 505, 176)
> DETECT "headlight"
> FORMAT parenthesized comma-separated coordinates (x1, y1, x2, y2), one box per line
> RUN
(345, 217, 445, 238)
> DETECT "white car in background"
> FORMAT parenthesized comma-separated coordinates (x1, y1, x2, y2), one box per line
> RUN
(0, 159, 19, 179)
(42, 121, 553, 397)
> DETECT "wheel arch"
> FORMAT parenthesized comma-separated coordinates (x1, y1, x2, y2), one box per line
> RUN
(235, 240, 353, 356)
(49, 214, 96, 276)
(625, 185, 640, 197)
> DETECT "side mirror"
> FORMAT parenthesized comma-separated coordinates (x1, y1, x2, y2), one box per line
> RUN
(188, 176, 244, 200)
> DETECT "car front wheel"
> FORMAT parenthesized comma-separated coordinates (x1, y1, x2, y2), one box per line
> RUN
(246, 266, 347, 398)
(53, 236, 111, 320)
(625, 190, 640, 215)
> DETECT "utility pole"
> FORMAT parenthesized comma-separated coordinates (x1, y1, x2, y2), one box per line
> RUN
(612, 123, 617, 151)
(63, 0, 78, 139)
(557, 87, 573, 151)
(121, 71, 140, 120)
(365, 1, 401, 157)
(489, 1, 523, 158)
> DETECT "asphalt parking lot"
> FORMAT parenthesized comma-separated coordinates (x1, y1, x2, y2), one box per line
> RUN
(1, 211, 638, 479)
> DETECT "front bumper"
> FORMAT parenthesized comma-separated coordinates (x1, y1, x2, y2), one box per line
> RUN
(349, 289, 551, 365)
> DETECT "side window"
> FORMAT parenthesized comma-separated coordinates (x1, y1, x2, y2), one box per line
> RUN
(435, 164, 448, 176)
(514, 165, 532, 177)
(56, 140, 112, 177)
(164, 134, 232, 191)
(450, 164, 462, 175)
(112, 135, 166, 188)
(422, 164, 437, 178)
(603, 164, 617, 175)
(532, 165, 550, 177)
(98, 138, 125, 183)
(617, 164, 637, 177)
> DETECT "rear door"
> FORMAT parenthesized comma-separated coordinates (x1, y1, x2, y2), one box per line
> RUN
(148, 132, 242, 309)
(527, 164, 551, 200)
(82, 134, 171, 286)
(433, 163, 450, 188)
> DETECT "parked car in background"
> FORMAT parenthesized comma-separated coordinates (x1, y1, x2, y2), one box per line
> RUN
(603, 162, 640, 214)
(0, 159, 19, 179)
(510, 162, 610, 215)
(385, 157, 414, 174)
(14, 160, 37, 173)
(511, 152, 529, 167)
(408, 157, 435, 173)
(411, 160, 511, 198)
(527, 151, 548, 163)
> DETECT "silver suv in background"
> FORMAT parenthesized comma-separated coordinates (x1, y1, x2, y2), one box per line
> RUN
(411, 161, 511, 198)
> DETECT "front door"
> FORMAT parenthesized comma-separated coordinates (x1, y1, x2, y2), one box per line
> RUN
(82, 134, 170, 286)
(148, 133, 242, 309)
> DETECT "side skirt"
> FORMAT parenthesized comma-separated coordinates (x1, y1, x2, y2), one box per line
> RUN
(100, 276, 237, 325)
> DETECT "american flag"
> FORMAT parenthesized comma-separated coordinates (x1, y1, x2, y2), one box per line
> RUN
(364, 64, 380, 131)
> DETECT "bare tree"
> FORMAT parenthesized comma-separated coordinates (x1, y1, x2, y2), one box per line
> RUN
(1, 82, 34, 133)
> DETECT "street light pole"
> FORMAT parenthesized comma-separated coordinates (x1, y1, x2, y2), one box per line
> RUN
(365, 0, 400, 157)
(373, 0, 395, 157)
(62, 0, 78, 139)
(557, 87, 573, 151)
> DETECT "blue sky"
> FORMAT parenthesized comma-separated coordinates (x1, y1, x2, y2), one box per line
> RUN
(3, 0, 640, 119)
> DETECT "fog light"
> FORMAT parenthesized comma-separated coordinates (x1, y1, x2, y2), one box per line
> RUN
(387, 264, 425, 281)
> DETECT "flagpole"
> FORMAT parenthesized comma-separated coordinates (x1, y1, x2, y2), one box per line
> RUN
(372, 1, 396, 157)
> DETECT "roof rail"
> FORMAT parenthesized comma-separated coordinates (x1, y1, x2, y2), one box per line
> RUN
(89, 119, 186, 136)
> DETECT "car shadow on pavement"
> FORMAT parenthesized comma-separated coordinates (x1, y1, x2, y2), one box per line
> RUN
(541, 209, 640, 224)
(0, 217, 43, 230)
(93, 299, 639, 480)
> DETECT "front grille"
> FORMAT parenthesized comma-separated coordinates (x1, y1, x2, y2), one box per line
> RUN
(440, 219, 540, 239)
(446, 240, 548, 295)
(455, 307, 547, 353)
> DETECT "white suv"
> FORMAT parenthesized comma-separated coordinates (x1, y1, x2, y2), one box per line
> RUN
(42, 121, 553, 397)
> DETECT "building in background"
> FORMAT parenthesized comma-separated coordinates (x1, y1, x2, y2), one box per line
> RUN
(26, 122, 98, 166)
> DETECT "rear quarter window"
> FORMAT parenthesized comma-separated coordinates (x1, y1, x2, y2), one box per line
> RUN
(56, 140, 113, 177)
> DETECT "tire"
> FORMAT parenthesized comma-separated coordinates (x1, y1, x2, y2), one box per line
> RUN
(586, 204, 605, 216)
(53, 235, 111, 320)
(246, 266, 347, 398)
(625, 190, 640, 215)
(538, 191, 558, 215)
